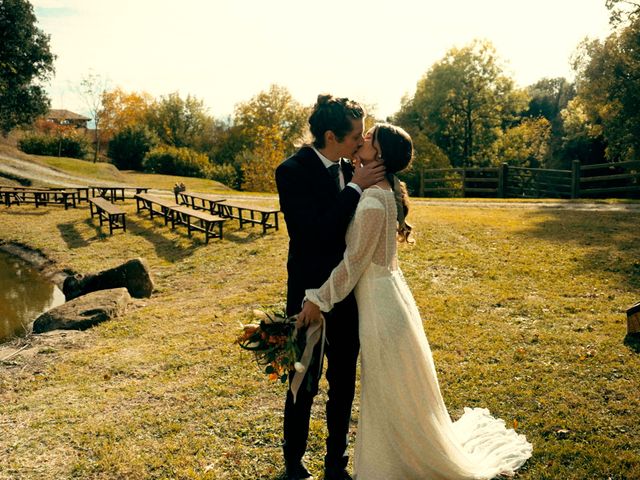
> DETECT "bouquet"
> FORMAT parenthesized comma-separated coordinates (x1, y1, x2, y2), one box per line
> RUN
(236, 310, 306, 383)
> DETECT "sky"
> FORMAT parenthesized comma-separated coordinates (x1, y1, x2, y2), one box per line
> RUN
(32, 0, 614, 122)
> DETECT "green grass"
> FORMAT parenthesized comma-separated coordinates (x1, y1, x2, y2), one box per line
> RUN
(32, 155, 127, 184)
(118, 170, 232, 193)
(33, 155, 232, 193)
(0, 145, 231, 193)
(0, 169, 639, 478)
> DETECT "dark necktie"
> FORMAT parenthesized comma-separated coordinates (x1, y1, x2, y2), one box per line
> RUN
(328, 163, 341, 191)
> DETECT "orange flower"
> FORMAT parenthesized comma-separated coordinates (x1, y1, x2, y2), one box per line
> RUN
(243, 324, 259, 335)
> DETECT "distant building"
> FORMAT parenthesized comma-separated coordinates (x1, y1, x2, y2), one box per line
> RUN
(45, 109, 91, 129)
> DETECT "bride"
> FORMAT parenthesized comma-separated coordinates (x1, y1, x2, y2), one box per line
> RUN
(297, 124, 533, 479)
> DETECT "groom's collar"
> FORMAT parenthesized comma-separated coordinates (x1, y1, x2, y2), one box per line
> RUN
(311, 145, 340, 169)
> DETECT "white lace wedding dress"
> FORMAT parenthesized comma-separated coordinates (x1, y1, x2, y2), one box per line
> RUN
(306, 187, 532, 480)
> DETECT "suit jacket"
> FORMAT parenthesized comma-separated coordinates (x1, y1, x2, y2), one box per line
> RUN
(276, 146, 361, 316)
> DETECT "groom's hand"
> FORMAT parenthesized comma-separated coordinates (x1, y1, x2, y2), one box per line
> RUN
(352, 157, 386, 190)
(296, 300, 322, 328)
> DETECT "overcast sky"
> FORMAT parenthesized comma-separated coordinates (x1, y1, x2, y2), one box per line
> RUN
(32, 0, 613, 121)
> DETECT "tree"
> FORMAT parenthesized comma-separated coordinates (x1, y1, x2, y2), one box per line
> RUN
(146, 92, 214, 149)
(231, 85, 308, 191)
(401, 132, 450, 196)
(0, 0, 55, 134)
(559, 97, 606, 165)
(490, 117, 552, 168)
(108, 125, 157, 171)
(525, 78, 575, 125)
(78, 72, 109, 162)
(209, 121, 250, 166)
(100, 87, 154, 137)
(238, 125, 285, 192)
(572, 16, 640, 162)
(523, 78, 576, 168)
(233, 84, 309, 157)
(396, 40, 527, 167)
(606, 0, 640, 25)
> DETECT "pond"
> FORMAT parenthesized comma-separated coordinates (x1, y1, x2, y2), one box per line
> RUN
(0, 249, 65, 343)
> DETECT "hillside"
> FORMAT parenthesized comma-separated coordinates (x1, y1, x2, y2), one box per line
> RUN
(0, 144, 233, 194)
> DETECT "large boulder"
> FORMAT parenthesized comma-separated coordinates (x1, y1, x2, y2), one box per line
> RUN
(63, 258, 154, 300)
(33, 288, 131, 333)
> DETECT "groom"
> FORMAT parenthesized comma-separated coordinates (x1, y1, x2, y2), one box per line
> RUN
(275, 94, 385, 480)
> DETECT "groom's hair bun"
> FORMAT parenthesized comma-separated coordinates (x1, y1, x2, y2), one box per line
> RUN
(316, 94, 333, 105)
(309, 94, 365, 149)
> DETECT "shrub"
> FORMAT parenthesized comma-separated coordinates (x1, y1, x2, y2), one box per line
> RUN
(143, 145, 212, 178)
(208, 163, 239, 188)
(18, 131, 89, 159)
(18, 134, 52, 155)
(108, 125, 157, 171)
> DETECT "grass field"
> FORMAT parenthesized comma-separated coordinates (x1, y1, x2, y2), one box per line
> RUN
(0, 157, 639, 479)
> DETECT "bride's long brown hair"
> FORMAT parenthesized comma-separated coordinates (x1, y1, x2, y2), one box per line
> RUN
(372, 124, 414, 243)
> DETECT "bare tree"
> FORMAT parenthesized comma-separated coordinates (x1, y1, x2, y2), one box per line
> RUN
(77, 72, 109, 162)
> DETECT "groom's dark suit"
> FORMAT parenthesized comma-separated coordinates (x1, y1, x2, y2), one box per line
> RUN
(276, 146, 361, 471)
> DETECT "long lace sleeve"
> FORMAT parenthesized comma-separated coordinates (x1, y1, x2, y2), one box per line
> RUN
(305, 195, 385, 312)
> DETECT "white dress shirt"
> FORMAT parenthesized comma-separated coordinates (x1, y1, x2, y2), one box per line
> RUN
(312, 146, 362, 195)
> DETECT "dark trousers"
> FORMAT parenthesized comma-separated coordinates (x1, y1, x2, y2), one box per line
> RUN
(283, 296, 359, 469)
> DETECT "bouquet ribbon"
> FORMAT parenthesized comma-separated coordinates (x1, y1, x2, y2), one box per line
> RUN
(290, 314, 326, 404)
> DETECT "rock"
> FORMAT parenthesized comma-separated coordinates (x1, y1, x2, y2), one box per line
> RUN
(628, 302, 640, 335)
(63, 258, 153, 300)
(33, 288, 131, 333)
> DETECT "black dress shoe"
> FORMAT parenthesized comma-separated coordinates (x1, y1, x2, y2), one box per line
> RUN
(324, 466, 352, 480)
(285, 460, 313, 480)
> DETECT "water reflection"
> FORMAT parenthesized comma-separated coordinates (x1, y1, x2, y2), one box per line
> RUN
(0, 250, 65, 342)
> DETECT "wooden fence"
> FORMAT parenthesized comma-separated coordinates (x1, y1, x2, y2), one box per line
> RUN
(417, 160, 640, 199)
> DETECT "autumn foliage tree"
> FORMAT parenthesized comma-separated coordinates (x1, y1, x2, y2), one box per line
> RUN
(232, 85, 309, 191)
(101, 88, 154, 137)
(238, 125, 285, 192)
(234, 84, 309, 156)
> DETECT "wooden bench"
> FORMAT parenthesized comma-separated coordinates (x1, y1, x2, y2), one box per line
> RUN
(170, 205, 226, 244)
(135, 193, 225, 243)
(91, 185, 149, 202)
(135, 193, 178, 225)
(216, 201, 280, 234)
(175, 191, 226, 215)
(0, 188, 21, 207)
(89, 197, 126, 234)
(0, 187, 77, 209)
(0, 186, 89, 204)
(71, 187, 90, 203)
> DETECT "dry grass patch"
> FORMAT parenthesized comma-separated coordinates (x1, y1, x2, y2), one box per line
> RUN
(0, 196, 639, 479)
